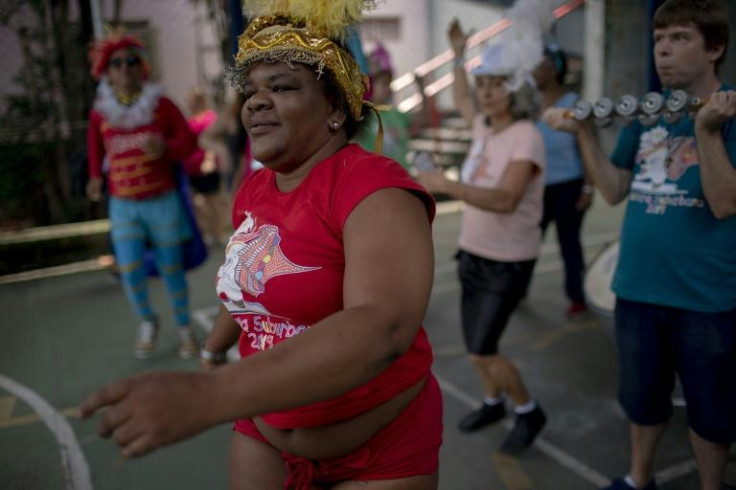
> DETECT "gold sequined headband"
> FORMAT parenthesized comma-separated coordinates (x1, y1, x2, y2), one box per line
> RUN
(229, 0, 381, 122)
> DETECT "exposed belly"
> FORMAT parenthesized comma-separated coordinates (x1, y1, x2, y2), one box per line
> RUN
(253, 377, 426, 460)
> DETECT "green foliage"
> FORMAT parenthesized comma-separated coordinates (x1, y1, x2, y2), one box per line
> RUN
(1, 0, 94, 226)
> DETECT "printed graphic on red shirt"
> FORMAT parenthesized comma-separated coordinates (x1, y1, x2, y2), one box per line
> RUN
(217, 211, 319, 308)
(216, 212, 320, 351)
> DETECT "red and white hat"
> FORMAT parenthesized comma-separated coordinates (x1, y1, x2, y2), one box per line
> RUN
(89, 30, 150, 80)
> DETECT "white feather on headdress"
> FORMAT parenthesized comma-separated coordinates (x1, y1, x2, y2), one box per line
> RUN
(473, 0, 555, 92)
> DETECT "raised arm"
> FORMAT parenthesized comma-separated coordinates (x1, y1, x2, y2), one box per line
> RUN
(448, 19, 475, 127)
(79, 187, 434, 457)
(543, 108, 632, 205)
(694, 90, 736, 219)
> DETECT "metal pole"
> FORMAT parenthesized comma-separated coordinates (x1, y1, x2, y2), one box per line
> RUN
(89, 0, 103, 40)
(583, 0, 605, 103)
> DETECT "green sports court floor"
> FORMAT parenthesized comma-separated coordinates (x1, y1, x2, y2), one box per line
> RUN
(1, 202, 734, 489)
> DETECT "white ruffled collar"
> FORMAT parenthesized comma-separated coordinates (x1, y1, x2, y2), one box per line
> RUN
(94, 79, 163, 129)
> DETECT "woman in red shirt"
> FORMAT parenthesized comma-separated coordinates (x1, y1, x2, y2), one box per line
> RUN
(80, 2, 442, 488)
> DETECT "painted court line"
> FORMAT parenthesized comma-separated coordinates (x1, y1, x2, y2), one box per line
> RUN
(0, 259, 106, 285)
(435, 374, 611, 487)
(0, 374, 92, 490)
(435, 374, 701, 487)
(0, 395, 16, 423)
(491, 452, 534, 489)
(0, 407, 79, 429)
(656, 458, 698, 485)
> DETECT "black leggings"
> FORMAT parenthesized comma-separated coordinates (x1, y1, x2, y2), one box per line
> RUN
(540, 178, 587, 303)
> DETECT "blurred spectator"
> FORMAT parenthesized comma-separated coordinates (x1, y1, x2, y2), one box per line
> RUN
(530, 45, 593, 319)
(86, 31, 199, 360)
(354, 42, 431, 169)
(183, 87, 226, 246)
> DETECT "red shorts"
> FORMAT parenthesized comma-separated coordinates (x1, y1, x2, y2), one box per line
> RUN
(233, 374, 443, 489)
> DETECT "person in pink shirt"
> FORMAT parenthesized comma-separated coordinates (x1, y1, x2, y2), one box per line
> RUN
(183, 88, 226, 246)
(418, 19, 547, 454)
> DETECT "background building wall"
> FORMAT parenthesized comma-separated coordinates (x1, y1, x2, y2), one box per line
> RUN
(104, 0, 223, 112)
(362, 0, 431, 81)
(0, 5, 37, 116)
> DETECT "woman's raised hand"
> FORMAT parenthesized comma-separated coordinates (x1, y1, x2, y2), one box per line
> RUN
(448, 18, 471, 57)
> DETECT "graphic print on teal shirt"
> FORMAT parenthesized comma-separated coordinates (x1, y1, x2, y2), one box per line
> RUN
(609, 85, 736, 312)
(627, 125, 702, 214)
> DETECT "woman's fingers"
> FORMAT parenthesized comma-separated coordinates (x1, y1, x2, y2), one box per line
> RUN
(121, 433, 155, 459)
(111, 418, 144, 447)
(100, 404, 134, 438)
(81, 371, 220, 458)
(79, 378, 133, 419)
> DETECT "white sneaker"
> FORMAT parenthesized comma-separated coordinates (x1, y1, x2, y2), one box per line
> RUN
(135, 317, 159, 359)
(177, 327, 199, 360)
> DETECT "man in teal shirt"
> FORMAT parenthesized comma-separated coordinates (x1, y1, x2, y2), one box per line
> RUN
(545, 1, 735, 489)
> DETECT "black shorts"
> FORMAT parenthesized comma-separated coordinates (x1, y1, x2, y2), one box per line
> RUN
(615, 298, 736, 444)
(457, 250, 535, 355)
(188, 172, 221, 194)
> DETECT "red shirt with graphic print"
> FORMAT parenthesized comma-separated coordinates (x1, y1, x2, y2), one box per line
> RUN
(216, 143, 436, 429)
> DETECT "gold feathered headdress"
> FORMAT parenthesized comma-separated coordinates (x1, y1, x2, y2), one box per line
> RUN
(227, 0, 378, 120)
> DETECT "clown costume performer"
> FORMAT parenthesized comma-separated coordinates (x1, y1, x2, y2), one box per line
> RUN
(86, 31, 199, 360)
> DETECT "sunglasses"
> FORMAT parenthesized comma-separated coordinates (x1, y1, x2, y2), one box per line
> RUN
(109, 55, 142, 69)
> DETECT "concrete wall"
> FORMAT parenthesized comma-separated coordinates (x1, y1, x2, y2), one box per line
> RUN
(554, 6, 585, 58)
(95, 0, 223, 112)
(603, 0, 649, 100)
(428, 0, 504, 59)
(425, 0, 584, 111)
(427, 0, 504, 109)
(724, 1, 736, 83)
(0, 0, 224, 118)
(362, 0, 431, 82)
(0, 5, 39, 115)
